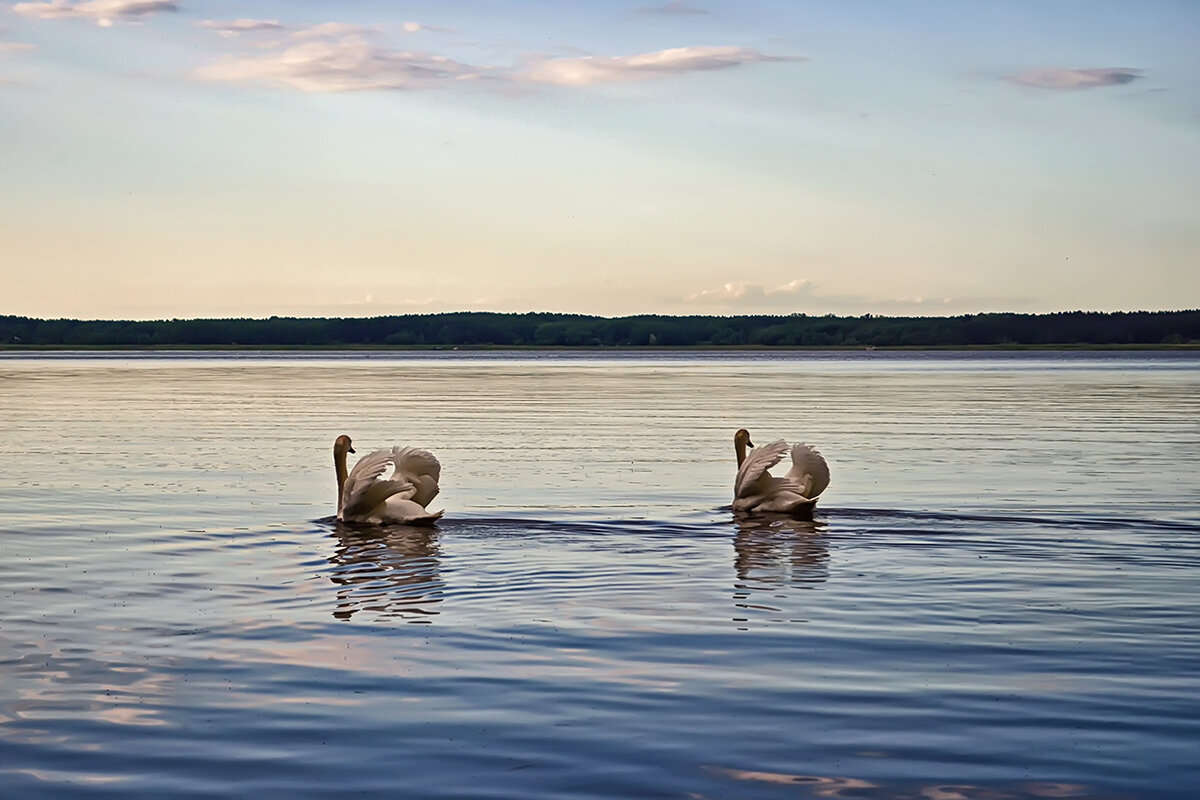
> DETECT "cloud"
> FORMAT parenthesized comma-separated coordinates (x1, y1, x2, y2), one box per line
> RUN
(688, 279, 813, 307)
(520, 45, 793, 87)
(195, 26, 482, 92)
(12, 0, 178, 26)
(291, 22, 380, 40)
(196, 18, 284, 38)
(401, 21, 453, 34)
(641, 1, 707, 14)
(196, 24, 793, 93)
(1008, 67, 1142, 90)
(0, 41, 37, 55)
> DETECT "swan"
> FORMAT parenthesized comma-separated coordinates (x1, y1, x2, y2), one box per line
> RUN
(333, 435, 444, 525)
(732, 428, 830, 517)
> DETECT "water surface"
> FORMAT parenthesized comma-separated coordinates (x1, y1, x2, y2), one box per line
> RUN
(1, 351, 1197, 798)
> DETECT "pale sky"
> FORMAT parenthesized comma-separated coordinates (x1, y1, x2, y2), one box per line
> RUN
(1, 0, 1197, 319)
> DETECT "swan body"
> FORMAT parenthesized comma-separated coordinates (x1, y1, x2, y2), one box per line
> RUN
(334, 435, 443, 525)
(732, 428, 829, 516)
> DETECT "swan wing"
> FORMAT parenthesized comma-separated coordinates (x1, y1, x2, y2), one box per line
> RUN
(786, 442, 830, 499)
(342, 449, 416, 518)
(393, 447, 441, 482)
(735, 440, 792, 499)
(392, 446, 441, 508)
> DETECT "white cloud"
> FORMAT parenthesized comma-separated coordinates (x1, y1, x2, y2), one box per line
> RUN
(521, 45, 791, 86)
(398, 21, 454, 34)
(13, 0, 178, 26)
(688, 279, 813, 307)
(291, 22, 379, 40)
(1009, 67, 1142, 90)
(196, 26, 793, 93)
(196, 27, 482, 92)
(196, 19, 284, 38)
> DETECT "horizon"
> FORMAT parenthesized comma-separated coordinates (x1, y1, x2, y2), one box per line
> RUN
(2, 1, 1198, 318)
(6, 307, 1198, 325)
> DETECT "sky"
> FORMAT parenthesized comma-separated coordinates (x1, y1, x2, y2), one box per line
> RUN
(0, 0, 1197, 319)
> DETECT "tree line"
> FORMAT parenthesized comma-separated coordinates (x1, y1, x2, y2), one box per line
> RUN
(1, 310, 1197, 348)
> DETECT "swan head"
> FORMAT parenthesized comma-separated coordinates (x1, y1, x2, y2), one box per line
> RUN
(734, 428, 754, 449)
(334, 434, 356, 456)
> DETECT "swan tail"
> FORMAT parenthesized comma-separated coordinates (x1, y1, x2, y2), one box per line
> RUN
(405, 509, 443, 527)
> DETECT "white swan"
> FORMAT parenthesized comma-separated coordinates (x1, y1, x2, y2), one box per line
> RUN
(333, 435, 444, 525)
(732, 428, 830, 516)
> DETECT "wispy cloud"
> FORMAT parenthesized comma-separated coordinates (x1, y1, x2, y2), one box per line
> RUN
(688, 279, 813, 307)
(400, 21, 453, 34)
(0, 25, 36, 72)
(0, 40, 36, 54)
(640, 1, 707, 14)
(196, 18, 284, 38)
(520, 46, 793, 86)
(1008, 67, 1142, 90)
(195, 25, 482, 92)
(196, 23, 793, 93)
(12, 0, 178, 26)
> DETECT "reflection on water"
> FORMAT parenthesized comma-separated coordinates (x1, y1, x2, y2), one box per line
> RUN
(733, 515, 829, 588)
(709, 766, 1103, 799)
(326, 522, 444, 622)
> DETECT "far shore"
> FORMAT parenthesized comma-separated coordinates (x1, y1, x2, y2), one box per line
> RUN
(3, 343, 1198, 353)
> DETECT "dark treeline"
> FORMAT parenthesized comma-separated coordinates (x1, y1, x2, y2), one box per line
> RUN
(2, 310, 1198, 348)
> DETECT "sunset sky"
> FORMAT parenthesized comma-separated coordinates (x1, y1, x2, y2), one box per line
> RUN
(1, 0, 1197, 319)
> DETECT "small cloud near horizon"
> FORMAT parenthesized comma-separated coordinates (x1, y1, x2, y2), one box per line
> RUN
(640, 1, 707, 15)
(1008, 67, 1142, 90)
(688, 279, 813, 307)
(13, 0, 179, 27)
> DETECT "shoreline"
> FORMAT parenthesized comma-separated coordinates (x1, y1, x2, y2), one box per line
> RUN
(3, 343, 1199, 353)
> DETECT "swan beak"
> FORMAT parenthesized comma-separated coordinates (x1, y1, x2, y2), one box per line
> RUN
(747, 439, 754, 448)
(348, 446, 356, 454)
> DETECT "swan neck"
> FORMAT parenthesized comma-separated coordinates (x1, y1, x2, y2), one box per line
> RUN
(334, 447, 349, 516)
(735, 438, 748, 467)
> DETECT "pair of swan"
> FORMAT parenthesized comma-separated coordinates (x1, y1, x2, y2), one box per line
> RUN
(331, 427, 829, 525)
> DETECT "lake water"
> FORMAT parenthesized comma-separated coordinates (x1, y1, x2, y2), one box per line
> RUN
(1, 350, 1198, 799)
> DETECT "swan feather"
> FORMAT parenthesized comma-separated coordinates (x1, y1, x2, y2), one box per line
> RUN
(341, 448, 414, 519)
(786, 442, 830, 500)
(392, 446, 441, 508)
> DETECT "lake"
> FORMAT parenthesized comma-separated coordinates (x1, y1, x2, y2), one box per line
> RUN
(1, 350, 1198, 799)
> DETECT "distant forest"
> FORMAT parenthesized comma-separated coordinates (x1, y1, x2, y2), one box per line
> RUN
(2, 310, 1198, 348)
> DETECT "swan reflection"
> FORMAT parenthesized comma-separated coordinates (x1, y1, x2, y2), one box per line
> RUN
(733, 514, 830, 589)
(327, 522, 444, 622)
(708, 766, 1095, 799)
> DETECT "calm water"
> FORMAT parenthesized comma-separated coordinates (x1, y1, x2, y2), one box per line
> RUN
(1, 351, 1198, 799)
